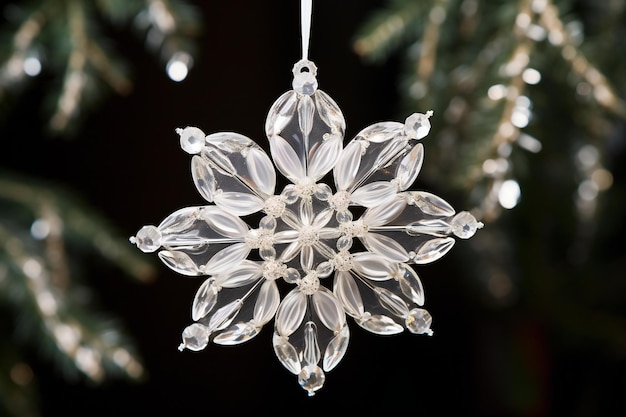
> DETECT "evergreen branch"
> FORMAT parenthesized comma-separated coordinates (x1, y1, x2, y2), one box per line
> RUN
(469, 0, 537, 221)
(355, 0, 624, 226)
(538, 0, 626, 118)
(0, 0, 202, 137)
(353, 0, 424, 62)
(141, 0, 202, 72)
(0, 231, 144, 384)
(0, 174, 157, 284)
(0, 0, 55, 95)
(95, 0, 144, 23)
(48, 0, 89, 132)
(85, 39, 133, 96)
(0, 174, 151, 384)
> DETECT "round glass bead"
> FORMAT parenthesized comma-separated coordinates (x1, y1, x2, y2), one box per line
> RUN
(336, 235, 353, 252)
(450, 211, 483, 239)
(180, 323, 210, 351)
(335, 210, 353, 224)
(292, 60, 319, 96)
(403, 112, 432, 140)
(284, 268, 301, 284)
(260, 246, 277, 260)
(293, 71, 318, 95)
(178, 126, 206, 154)
(259, 215, 277, 232)
(314, 183, 332, 201)
(298, 364, 325, 396)
(406, 308, 433, 335)
(315, 261, 333, 278)
(132, 225, 162, 253)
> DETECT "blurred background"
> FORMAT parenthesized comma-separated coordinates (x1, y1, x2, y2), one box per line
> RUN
(1, 0, 625, 415)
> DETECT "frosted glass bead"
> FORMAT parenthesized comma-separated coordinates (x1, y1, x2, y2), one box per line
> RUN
(178, 126, 206, 154)
(192, 278, 218, 321)
(403, 112, 432, 140)
(450, 211, 484, 239)
(336, 235, 352, 251)
(294, 73, 317, 95)
(284, 268, 301, 284)
(180, 323, 209, 351)
(406, 308, 433, 335)
(335, 209, 352, 224)
(314, 183, 332, 201)
(132, 226, 161, 253)
(292, 60, 318, 96)
(407, 190, 456, 216)
(259, 215, 277, 232)
(253, 280, 280, 326)
(259, 246, 277, 260)
(298, 364, 325, 396)
(315, 261, 333, 278)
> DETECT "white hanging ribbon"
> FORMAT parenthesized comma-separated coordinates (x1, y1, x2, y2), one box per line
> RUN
(301, 0, 312, 61)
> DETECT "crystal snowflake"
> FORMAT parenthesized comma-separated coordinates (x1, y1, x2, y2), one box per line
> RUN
(130, 59, 483, 396)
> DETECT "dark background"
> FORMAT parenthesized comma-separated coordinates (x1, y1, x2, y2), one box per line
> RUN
(1, 1, 624, 416)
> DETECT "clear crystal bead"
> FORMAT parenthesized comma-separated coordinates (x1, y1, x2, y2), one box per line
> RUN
(273, 333, 301, 374)
(179, 323, 210, 351)
(314, 183, 332, 200)
(192, 278, 218, 321)
(131, 225, 161, 253)
(293, 72, 318, 96)
(259, 215, 277, 232)
(335, 210, 353, 224)
(358, 314, 404, 335)
(298, 364, 325, 396)
(450, 211, 484, 239)
(406, 308, 433, 335)
(403, 112, 432, 140)
(259, 246, 276, 260)
(323, 325, 349, 372)
(412, 237, 455, 264)
(292, 60, 318, 96)
(315, 261, 333, 278)
(178, 126, 206, 154)
(336, 235, 353, 251)
(284, 268, 301, 284)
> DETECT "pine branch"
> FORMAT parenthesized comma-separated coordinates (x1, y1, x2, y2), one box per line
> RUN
(0, 0, 202, 137)
(353, 0, 624, 222)
(353, 0, 425, 62)
(0, 172, 155, 404)
(353, 5, 626, 412)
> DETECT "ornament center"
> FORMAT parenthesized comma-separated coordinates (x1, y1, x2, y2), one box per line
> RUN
(298, 272, 320, 295)
(264, 196, 286, 217)
(298, 225, 319, 246)
(332, 251, 354, 272)
(329, 190, 351, 212)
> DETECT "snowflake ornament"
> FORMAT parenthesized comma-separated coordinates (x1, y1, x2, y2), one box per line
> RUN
(131, 57, 482, 395)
